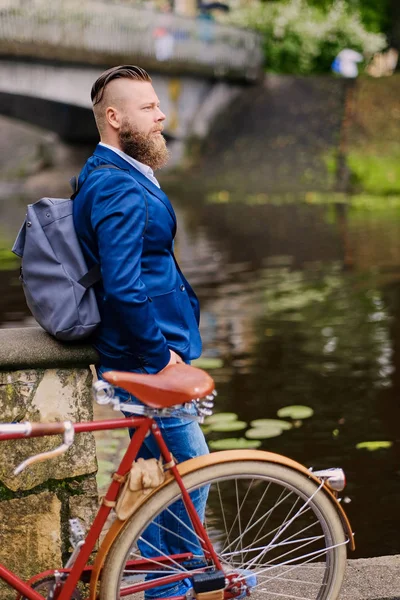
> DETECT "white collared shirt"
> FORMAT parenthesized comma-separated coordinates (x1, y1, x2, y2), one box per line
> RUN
(99, 142, 160, 188)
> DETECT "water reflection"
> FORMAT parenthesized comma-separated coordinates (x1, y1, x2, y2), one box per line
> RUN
(1, 190, 400, 558)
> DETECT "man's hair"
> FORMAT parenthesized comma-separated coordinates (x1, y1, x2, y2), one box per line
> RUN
(91, 65, 151, 106)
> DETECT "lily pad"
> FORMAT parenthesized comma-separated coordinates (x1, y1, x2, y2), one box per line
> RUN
(250, 419, 292, 431)
(356, 441, 393, 451)
(209, 420, 247, 433)
(245, 426, 283, 440)
(209, 438, 262, 450)
(277, 405, 314, 420)
(200, 425, 212, 435)
(204, 413, 238, 425)
(192, 357, 223, 370)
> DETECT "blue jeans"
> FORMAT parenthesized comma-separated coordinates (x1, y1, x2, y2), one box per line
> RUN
(97, 365, 210, 599)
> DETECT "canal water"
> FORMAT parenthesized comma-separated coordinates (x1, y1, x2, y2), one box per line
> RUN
(1, 187, 400, 560)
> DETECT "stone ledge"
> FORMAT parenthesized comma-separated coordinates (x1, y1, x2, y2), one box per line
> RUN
(0, 327, 99, 370)
(246, 555, 400, 600)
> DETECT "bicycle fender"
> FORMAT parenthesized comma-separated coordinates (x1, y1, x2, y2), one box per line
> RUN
(89, 449, 354, 599)
(89, 516, 126, 600)
(173, 450, 354, 551)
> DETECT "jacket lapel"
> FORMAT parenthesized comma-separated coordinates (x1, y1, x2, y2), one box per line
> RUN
(93, 145, 177, 226)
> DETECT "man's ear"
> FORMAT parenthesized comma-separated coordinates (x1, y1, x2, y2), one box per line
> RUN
(105, 106, 121, 131)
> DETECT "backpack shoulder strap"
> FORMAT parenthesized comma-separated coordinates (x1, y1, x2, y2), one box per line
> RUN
(70, 164, 121, 200)
(78, 263, 101, 289)
(71, 163, 149, 237)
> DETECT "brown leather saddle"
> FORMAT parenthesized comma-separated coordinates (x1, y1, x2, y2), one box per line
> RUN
(101, 363, 215, 409)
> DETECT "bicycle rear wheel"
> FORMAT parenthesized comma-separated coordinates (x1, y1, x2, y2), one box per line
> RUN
(100, 459, 348, 600)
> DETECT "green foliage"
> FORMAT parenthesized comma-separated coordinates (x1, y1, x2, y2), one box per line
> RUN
(307, 0, 391, 33)
(223, 0, 387, 74)
(0, 247, 18, 271)
(347, 151, 400, 195)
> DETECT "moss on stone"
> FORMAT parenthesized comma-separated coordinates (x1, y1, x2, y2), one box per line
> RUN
(0, 472, 97, 501)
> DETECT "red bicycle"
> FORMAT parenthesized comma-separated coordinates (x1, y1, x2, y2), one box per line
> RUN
(0, 364, 353, 600)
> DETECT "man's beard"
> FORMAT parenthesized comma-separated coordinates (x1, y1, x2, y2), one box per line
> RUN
(118, 119, 169, 171)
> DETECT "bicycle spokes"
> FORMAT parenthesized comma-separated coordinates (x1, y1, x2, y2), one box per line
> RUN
(114, 469, 347, 599)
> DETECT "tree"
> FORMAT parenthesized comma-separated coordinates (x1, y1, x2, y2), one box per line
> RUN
(222, 0, 387, 74)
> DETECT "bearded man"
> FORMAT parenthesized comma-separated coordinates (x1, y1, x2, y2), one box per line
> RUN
(73, 65, 208, 599)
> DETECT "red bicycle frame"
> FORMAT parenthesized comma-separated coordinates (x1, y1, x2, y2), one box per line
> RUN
(0, 416, 221, 600)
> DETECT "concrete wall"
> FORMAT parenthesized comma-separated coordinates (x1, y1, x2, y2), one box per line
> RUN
(0, 328, 98, 599)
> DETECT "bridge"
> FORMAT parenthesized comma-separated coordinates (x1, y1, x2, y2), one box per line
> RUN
(0, 1, 263, 143)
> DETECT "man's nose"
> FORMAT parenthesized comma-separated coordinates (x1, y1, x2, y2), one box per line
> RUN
(156, 108, 166, 122)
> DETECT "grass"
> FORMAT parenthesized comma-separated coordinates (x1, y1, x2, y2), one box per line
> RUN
(347, 150, 400, 195)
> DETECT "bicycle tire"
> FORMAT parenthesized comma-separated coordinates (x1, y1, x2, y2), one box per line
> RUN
(100, 459, 347, 600)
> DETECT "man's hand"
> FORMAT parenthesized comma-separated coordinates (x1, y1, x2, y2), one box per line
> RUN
(168, 349, 184, 366)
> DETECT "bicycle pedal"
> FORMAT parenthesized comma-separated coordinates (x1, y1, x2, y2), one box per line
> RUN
(69, 518, 86, 548)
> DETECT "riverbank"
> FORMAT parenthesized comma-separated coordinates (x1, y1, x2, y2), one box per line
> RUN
(189, 74, 400, 195)
(0, 114, 93, 199)
(1, 75, 400, 198)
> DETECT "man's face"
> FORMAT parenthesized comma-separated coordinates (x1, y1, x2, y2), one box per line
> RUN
(106, 79, 169, 170)
(118, 80, 166, 137)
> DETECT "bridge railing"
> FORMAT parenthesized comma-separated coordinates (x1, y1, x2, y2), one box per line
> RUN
(0, 1, 263, 81)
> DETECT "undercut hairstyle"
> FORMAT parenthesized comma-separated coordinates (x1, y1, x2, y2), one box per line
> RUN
(91, 65, 152, 135)
(91, 65, 151, 106)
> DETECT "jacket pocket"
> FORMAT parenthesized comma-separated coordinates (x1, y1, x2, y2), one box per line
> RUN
(149, 289, 189, 349)
(149, 289, 185, 329)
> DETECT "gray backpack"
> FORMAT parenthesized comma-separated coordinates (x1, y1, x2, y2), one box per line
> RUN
(12, 165, 119, 341)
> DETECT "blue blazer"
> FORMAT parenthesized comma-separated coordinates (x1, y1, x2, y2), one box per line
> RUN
(73, 144, 202, 373)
